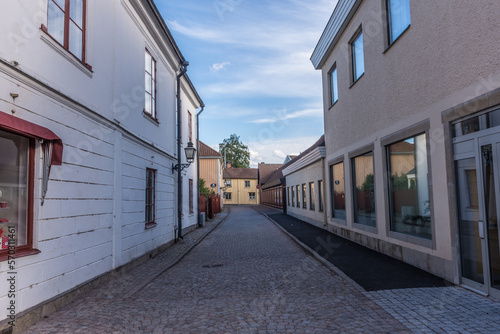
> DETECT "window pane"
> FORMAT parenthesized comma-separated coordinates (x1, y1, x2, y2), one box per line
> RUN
(309, 182, 315, 210)
(145, 52, 151, 74)
(145, 93, 151, 114)
(331, 67, 338, 104)
(145, 73, 152, 94)
(388, 0, 411, 43)
(352, 152, 375, 227)
(0, 130, 29, 246)
(331, 162, 346, 219)
(318, 180, 324, 212)
(388, 134, 431, 239)
(68, 22, 83, 59)
(352, 32, 364, 81)
(296, 185, 299, 206)
(301, 184, 306, 208)
(47, 1, 65, 45)
(70, 0, 84, 28)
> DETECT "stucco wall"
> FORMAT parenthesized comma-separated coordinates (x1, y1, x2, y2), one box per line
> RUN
(318, 0, 500, 282)
(286, 160, 326, 227)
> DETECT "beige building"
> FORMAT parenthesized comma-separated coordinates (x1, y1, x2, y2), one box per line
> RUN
(284, 136, 326, 227)
(312, 0, 500, 296)
(223, 168, 259, 205)
(199, 141, 223, 196)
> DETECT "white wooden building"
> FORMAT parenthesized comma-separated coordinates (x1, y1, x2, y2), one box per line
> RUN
(0, 0, 202, 328)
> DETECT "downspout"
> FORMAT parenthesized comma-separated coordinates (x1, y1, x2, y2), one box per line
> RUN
(322, 157, 327, 227)
(177, 60, 189, 239)
(196, 103, 205, 227)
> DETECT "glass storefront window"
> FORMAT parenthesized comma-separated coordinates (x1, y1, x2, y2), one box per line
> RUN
(330, 162, 346, 220)
(387, 133, 431, 239)
(352, 152, 376, 227)
(0, 130, 30, 248)
(452, 107, 500, 137)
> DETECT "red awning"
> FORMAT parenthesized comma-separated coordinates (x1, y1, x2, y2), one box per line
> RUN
(0, 111, 63, 165)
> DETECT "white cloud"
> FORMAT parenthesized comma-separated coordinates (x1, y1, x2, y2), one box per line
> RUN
(249, 108, 323, 124)
(210, 62, 231, 72)
(248, 135, 322, 168)
(273, 150, 286, 159)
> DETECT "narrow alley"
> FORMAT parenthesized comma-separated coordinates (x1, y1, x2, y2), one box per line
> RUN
(23, 206, 407, 333)
(22, 206, 500, 333)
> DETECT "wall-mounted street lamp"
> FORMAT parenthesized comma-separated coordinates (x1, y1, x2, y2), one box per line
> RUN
(172, 141, 196, 173)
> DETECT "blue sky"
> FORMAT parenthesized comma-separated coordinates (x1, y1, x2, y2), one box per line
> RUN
(158, 0, 338, 167)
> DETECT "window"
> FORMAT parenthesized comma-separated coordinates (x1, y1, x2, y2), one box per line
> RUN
(146, 169, 156, 227)
(287, 187, 290, 206)
(291, 186, 295, 206)
(387, 133, 431, 239)
(329, 66, 338, 106)
(0, 130, 35, 258)
(249, 192, 256, 200)
(224, 192, 232, 200)
(330, 162, 346, 219)
(387, 0, 411, 44)
(188, 111, 193, 142)
(245, 180, 250, 188)
(302, 184, 307, 209)
(352, 152, 375, 227)
(189, 178, 194, 214)
(309, 182, 315, 210)
(45, 0, 86, 61)
(296, 185, 300, 208)
(351, 30, 364, 82)
(225, 180, 232, 187)
(318, 180, 324, 212)
(145, 49, 157, 119)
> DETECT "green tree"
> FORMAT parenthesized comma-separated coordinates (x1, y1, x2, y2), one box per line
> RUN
(199, 178, 211, 197)
(219, 134, 250, 168)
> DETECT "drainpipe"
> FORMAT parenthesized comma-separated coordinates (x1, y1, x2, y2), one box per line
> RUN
(177, 60, 189, 239)
(196, 103, 205, 227)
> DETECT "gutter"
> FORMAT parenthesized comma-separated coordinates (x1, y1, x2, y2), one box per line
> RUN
(196, 103, 205, 226)
(176, 60, 189, 239)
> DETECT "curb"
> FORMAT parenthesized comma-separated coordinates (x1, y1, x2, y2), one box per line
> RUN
(252, 206, 366, 293)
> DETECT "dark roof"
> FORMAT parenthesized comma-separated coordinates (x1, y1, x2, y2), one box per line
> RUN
(258, 163, 283, 185)
(260, 135, 325, 189)
(261, 168, 284, 190)
(389, 141, 414, 153)
(223, 168, 258, 179)
(199, 141, 221, 157)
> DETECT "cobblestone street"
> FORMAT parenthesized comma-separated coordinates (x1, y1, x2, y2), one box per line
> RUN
(22, 206, 500, 333)
(23, 206, 408, 333)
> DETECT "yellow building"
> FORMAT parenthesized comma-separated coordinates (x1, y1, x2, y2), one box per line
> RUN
(223, 168, 259, 205)
(199, 141, 222, 196)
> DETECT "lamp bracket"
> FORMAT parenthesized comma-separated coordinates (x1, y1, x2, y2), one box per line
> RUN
(172, 162, 191, 174)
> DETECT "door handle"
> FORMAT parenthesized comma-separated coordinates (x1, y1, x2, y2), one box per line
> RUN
(478, 221, 485, 239)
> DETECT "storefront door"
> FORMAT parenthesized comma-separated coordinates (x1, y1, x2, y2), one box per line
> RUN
(456, 133, 500, 298)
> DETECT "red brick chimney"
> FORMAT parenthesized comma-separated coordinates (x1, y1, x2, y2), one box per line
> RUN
(226, 161, 232, 168)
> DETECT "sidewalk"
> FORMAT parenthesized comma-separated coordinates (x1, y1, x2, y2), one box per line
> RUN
(254, 205, 500, 334)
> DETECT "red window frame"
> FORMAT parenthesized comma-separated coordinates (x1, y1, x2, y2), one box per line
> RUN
(0, 132, 38, 261)
(43, 0, 87, 63)
(145, 168, 156, 228)
(144, 49, 157, 120)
